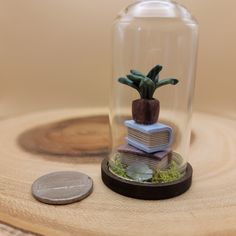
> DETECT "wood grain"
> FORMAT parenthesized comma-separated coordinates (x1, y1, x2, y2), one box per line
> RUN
(0, 110, 236, 236)
(18, 116, 109, 157)
(0, 222, 38, 236)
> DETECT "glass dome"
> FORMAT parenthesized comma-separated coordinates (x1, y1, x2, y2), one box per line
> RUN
(102, 0, 198, 198)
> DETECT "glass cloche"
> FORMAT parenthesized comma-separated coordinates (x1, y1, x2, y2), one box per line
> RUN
(102, 0, 199, 199)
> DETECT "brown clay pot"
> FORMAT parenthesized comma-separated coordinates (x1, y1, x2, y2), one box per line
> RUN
(132, 99, 160, 125)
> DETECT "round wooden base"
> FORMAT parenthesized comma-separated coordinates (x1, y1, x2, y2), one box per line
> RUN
(101, 158, 193, 200)
(1, 111, 236, 235)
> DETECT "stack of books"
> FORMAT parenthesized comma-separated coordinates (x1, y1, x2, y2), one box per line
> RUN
(118, 120, 173, 170)
(124, 120, 172, 153)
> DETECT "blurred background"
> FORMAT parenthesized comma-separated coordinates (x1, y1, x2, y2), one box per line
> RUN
(0, 0, 235, 119)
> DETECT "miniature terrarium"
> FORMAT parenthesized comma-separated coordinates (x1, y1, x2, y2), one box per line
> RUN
(101, 0, 199, 199)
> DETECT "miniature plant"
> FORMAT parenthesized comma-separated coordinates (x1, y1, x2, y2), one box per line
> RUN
(118, 65, 179, 124)
(118, 65, 179, 99)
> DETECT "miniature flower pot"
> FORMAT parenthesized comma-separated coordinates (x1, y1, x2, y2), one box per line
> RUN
(132, 99, 160, 125)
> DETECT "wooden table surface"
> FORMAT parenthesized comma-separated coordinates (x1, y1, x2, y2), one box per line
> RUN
(0, 110, 235, 236)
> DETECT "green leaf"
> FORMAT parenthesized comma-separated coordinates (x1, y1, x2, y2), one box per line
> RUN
(139, 80, 148, 99)
(140, 78, 155, 99)
(156, 78, 179, 88)
(147, 65, 163, 82)
(130, 70, 145, 78)
(146, 79, 156, 99)
(118, 77, 139, 90)
(127, 74, 143, 84)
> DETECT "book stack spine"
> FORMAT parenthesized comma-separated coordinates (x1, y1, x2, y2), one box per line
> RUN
(118, 120, 173, 170)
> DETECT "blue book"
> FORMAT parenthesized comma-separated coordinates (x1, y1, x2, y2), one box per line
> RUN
(124, 120, 173, 153)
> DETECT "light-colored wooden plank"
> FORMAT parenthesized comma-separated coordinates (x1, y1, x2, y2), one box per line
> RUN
(0, 222, 37, 236)
(0, 109, 235, 236)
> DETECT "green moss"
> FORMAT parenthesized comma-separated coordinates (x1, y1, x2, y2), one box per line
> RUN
(110, 158, 129, 179)
(110, 155, 182, 184)
(151, 161, 181, 183)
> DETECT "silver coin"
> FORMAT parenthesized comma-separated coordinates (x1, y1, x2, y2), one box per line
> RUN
(32, 171, 93, 205)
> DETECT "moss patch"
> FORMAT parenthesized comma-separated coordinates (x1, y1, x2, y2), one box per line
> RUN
(110, 158, 129, 179)
(151, 161, 181, 183)
(110, 154, 183, 184)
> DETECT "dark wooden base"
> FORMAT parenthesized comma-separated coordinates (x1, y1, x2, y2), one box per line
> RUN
(101, 158, 192, 200)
